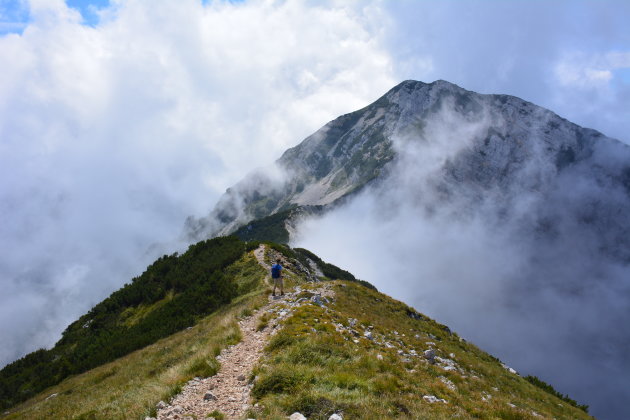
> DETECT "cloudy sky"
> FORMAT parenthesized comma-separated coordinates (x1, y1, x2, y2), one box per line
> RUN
(1, 0, 629, 407)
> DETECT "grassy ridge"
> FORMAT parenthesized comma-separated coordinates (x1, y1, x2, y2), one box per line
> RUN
(250, 281, 592, 420)
(1, 252, 268, 420)
(0, 236, 257, 411)
(1, 242, 591, 419)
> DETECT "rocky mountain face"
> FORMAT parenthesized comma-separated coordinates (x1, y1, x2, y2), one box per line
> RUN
(186, 79, 629, 250)
(185, 79, 630, 420)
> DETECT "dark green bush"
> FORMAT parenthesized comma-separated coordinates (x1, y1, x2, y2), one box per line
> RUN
(524, 375, 588, 413)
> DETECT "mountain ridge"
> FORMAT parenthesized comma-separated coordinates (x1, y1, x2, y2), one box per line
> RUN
(185, 78, 622, 244)
(0, 241, 592, 419)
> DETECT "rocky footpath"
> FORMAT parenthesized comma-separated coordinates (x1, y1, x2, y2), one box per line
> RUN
(146, 246, 336, 420)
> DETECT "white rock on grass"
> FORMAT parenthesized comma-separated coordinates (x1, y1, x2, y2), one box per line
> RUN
(423, 349, 436, 361)
(439, 376, 456, 391)
(329, 414, 343, 420)
(156, 400, 167, 409)
(501, 363, 518, 375)
(423, 395, 448, 404)
(290, 413, 307, 420)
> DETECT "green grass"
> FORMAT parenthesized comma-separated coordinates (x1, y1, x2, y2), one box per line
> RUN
(248, 281, 593, 420)
(1, 244, 592, 420)
(1, 252, 267, 420)
(0, 237, 254, 411)
(206, 409, 225, 419)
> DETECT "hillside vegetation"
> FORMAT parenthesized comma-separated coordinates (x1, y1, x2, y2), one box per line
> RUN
(251, 281, 591, 419)
(0, 236, 258, 411)
(1, 241, 590, 419)
(1, 251, 267, 419)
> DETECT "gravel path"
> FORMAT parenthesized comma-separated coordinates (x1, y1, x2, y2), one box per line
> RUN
(155, 245, 332, 420)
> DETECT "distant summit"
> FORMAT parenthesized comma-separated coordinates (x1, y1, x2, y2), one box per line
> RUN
(186, 78, 624, 247)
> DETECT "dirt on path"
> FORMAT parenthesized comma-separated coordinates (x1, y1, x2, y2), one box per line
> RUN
(155, 245, 333, 420)
(253, 245, 269, 271)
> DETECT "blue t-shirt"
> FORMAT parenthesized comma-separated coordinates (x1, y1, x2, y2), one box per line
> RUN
(271, 263, 282, 278)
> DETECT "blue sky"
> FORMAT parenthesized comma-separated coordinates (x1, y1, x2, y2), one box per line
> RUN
(0, 0, 247, 32)
(65, 0, 110, 25)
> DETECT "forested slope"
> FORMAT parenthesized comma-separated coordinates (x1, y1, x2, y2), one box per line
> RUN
(0, 236, 258, 410)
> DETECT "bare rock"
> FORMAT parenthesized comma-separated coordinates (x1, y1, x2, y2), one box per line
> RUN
(156, 400, 168, 409)
(423, 395, 448, 404)
(203, 392, 217, 401)
(290, 413, 307, 420)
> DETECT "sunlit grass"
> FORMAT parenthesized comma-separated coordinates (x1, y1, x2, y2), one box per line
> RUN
(3, 253, 267, 420)
(249, 281, 593, 420)
(2, 249, 592, 420)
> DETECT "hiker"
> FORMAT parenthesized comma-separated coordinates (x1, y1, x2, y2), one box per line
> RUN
(271, 259, 284, 296)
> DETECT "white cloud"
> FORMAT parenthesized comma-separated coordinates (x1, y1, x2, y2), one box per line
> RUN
(554, 51, 630, 88)
(0, 0, 395, 366)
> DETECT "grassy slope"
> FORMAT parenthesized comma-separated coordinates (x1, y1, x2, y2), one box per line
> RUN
(0, 236, 253, 411)
(2, 253, 267, 420)
(3, 248, 591, 420)
(251, 281, 593, 420)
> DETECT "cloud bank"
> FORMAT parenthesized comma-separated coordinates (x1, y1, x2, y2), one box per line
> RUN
(0, 0, 395, 367)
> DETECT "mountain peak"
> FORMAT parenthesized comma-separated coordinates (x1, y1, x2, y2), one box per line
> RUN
(186, 79, 627, 243)
(387, 78, 463, 95)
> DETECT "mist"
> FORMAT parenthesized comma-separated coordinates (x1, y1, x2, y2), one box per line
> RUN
(294, 102, 630, 419)
(0, 0, 395, 368)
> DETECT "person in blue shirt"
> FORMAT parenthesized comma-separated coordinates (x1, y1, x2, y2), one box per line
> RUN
(271, 259, 284, 296)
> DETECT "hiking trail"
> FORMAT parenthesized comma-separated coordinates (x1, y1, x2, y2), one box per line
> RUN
(153, 245, 333, 420)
